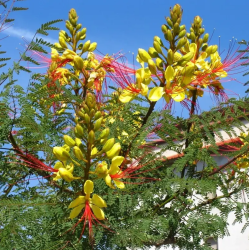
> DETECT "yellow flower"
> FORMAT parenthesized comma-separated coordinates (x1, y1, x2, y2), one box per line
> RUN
(53, 162, 80, 182)
(95, 156, 125, 189)
(68, 180, 107, 220)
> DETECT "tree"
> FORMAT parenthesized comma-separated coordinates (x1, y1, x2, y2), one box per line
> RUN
(0, 4, 249, 250)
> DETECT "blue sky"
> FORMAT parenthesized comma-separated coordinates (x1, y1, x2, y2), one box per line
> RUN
(1, 0, 249, 115)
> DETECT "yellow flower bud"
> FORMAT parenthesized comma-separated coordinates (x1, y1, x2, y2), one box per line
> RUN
(153, 41, 162, 54)
(53, 147, 70, 161)
(59, 37, 68, 49)
(63, 135, 76, 148)
(156, 58, 163, 70)
(166, 17, 173, 27)
(148, 47, 159, 58)
(94, 117, 103, 131)
(165, 30, 173, 42)
(148, 59, 157, 75)
(178, 30, 186, 38)
(73, 55, 84, 71)
(176, 37, 187, 50)
(88, 42, 97, 52)
(88, 130, 95, 144)
(154, 36, 163, 46)
(138, 48, 151, 62)
(94, 111, 102, 120)
(102, 138, 115, 152)
(73, 146, 85, 160)
(161, 24, 168, 33)
(80, 27, 86, 36)
(99, 128, 110, 139)
(59, 168, 80, 182)
(106, 142, 121, 159)
(203, 33, 209, 43)
(167, 49, 174, 65)
(75, 138, 83, 147)
(82, 40, 91, 53)
(84, 113, 90, 124)
(74, 125, 84, 140)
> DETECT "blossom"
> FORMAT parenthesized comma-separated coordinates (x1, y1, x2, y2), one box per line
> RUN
(52, 162, 80, 182)
(95, 156, 125, 189)
(68, 180, 108, 241)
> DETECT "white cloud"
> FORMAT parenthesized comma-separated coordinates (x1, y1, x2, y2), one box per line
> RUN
(3, 26, 57, 44)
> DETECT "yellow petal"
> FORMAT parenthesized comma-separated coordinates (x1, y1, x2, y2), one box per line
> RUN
(105, 174, 115, 188)
(171, 87, 185, 102)
(68, 196, 85, 208)
(69, 204, 85, 219)
(108, 165, 120, 175)
(164, 66, 175, 82)
(91, 205, 105, 220)
(110, 156, 124, 168)
(59, 168, 80, 182)
(148, 87, 164, 102)
(140, 83, 148, 96)
(54, 161, 64, 170)
(163, 93, 171, 103)
(119, 90, 136, 103)
(91, 147, 98, 155)
(84, 180, 94, 194)
(189, 43, 197, 54)
(113, 179, 125, 189)
(53, 172, 62, 181)
(92, 194, 107, 208)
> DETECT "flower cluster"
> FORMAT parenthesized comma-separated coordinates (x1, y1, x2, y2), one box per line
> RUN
(117, 4, 243, 106)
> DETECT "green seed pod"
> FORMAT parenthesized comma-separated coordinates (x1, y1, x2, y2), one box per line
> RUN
(73, 146, 85, 160)
(73, 55, 84, 71)
(102, 138, 115, 152)
(82, 40, 91, 53)
(148, 47, 159, 58)
(88, 130, 95, 144)
(203, 33, 209, 43)
(75, 124, 84, 137)
(167, 49, 174, 65)
(94, 117, 103, 131)
(63, 135, 76, 148)
(148, 59, 157, 75)
(178, 30, 186, 38)
(88, 42, 97, 52)
(53, 147, 70, 161)
(106, 142, 121, 159)
(94, 111, 102, 120)
(138, 48, 151, 62)
(156, 58, 163, 70)
(99, 128, 110, 139)
(161, 24, 168, 33)
(176, 37, 187, 50)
